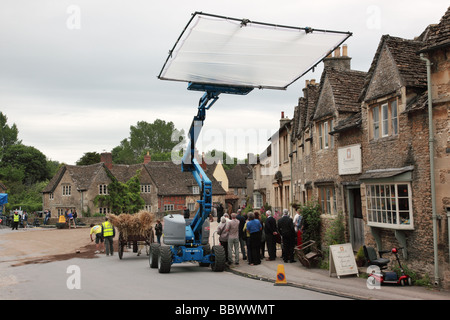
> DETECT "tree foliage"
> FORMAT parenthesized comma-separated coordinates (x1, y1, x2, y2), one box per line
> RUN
(0, 112, 21, 160)
(76, 151, 101, 166)
(112, 119, 183, 164)
(94, 171, 145, 214)
(0, 144, 50, 186)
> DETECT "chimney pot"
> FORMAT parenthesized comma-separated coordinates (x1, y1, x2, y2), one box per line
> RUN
(281, 111, 285, 118)
(310, 79, 316, 85)
(305, 80, 310, 86)
(342, 44, 348, 57)
(334, 47, 341, 57)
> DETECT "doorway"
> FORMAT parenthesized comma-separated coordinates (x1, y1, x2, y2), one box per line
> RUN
(347, 187, 364, 251)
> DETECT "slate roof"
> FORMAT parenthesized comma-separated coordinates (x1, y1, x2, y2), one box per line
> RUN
(292, 83, 320, 140)
(314, 67, 367, 120)
(145, 161, 226, 196)
(360, 35, 427, 101)
(43, 161, 226, 197)
(419, 6, 450, 52)
(226, 164, 251, 188)
(42, 163, 105, 193)
(330, 112, 362, 135)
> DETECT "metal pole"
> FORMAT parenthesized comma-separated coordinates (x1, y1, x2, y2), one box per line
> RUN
(420, 53, 439, 286)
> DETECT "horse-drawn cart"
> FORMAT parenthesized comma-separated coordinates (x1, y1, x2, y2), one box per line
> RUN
(108, 211, 155, 260)
(118, 230, 154, 259)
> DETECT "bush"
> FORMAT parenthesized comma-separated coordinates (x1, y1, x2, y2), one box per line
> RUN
(297, 200, 322, 246)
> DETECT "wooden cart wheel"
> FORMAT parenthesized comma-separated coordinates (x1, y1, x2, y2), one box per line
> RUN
(118, 238, 124, 259)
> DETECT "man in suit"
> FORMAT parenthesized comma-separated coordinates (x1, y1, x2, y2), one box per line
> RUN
(264, 210, 278, 261)
(277, 209, 296, 263)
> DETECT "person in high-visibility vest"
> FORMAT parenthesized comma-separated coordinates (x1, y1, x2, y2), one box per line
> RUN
(90, 224, 103, 254)
(101, 217, 115, 256)
(11, 211, 20, 230)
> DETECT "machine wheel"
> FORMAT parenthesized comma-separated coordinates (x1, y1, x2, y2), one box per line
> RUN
(199, 244, 211, 267)
(210, 245, 226, 272)
(400, 277, 412, 286)
(158, 246, 172, 273)
(149, 243, 160, 268)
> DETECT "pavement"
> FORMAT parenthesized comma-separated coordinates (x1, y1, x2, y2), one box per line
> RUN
(209, 221, 450, 300)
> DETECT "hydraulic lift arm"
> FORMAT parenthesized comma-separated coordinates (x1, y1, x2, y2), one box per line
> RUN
(182, 83, 253, 244)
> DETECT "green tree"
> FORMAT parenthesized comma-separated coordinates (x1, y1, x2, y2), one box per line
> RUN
(76, 152, 101, 165)
(0, 144, 50, 186)
(94, 171, 144, 214)
(0, 112, 21, 160)
(112, 119, 183, 164)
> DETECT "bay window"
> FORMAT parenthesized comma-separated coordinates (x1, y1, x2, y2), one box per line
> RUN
(365, 182, 413, 229)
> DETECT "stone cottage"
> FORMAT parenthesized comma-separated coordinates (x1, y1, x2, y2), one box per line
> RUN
(42, 152, 226, 217)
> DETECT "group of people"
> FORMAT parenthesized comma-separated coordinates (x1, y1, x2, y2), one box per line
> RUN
(216, 208, 304, 266)
(89, 217, 116, 255)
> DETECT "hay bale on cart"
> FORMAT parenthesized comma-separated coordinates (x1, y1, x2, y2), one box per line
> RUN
(108, 211, 155, 259)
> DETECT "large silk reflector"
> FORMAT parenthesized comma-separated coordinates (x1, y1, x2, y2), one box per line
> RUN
(159, 12, 351, 90)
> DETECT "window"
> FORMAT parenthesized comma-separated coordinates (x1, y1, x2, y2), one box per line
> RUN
(382, 103, 389, 136)
(62, 185, 71, 196)
(49, 193, 54, 200)
(188, 202, 195, 212)
(317, 119, 334, 150)
(372, 106, 380, 139)
(143, 205, 152, 212)
(365, 183, 413, 229)
(141, 184, 151, 193)
(254, 192, 263, 209)
(99, 184, 108, 195)
(391, 100, 398, 135)
(164, 204, 174, 211)
(192, 186, 200, 194)
(370, 99, 398, 140)
(99, 207, 111, 214)
(318, 185, 337, 214)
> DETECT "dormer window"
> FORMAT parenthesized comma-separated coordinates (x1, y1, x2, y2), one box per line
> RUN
(192, 186, 200, 194)
(369, 99, 398, 140)
(317, 119, 334, 150)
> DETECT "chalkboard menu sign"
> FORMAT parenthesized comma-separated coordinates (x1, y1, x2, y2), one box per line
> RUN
(329, 243, 359, 278)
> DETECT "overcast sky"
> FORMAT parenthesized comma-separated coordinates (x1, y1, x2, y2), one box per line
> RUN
(1, 0, 448, 164)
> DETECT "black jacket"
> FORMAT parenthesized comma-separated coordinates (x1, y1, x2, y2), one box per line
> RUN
(277, 215, 295, 237)
(264, 216, 277, 234)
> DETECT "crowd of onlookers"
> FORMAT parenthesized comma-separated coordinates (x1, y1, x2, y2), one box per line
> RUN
(215, 206, 304, 266)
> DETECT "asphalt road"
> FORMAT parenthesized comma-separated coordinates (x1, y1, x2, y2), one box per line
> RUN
(0, 250, 349, 301)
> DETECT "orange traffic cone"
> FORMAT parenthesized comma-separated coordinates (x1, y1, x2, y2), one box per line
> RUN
(274, 264, 287, 286)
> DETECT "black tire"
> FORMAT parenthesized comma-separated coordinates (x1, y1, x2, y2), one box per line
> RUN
(158, 246, 172, 273)
(149, 243, 160, 268)
(210, 245, 226, 272)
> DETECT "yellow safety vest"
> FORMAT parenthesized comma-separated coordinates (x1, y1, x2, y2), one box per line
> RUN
(13, 214, 20, 222)
(102, 221, 114, 237)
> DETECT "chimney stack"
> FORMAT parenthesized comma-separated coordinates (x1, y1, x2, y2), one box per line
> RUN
(144, 151, 151, 164)
(323, 45, 351, 70)
(200, 152, 207, 170)
(101, 152, 113, 170)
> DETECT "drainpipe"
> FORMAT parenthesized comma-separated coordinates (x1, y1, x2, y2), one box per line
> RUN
(420, 53, 439, 286)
